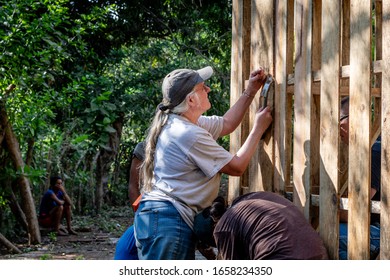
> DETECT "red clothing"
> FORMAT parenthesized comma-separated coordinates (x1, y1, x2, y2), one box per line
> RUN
(214, 192, 328, 260)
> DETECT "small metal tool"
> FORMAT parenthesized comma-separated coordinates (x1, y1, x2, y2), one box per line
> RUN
(260, 74, 274, 140)
(260, 74, 274, 109)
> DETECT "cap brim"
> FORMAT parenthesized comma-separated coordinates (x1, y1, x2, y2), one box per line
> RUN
(196, 66, 213, 81)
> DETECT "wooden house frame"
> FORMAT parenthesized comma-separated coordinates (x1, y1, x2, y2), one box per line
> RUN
(228, 0, 390, 260)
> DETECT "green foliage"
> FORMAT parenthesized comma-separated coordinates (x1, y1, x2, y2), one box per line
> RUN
(2, 165, 46, 182)
(0, 0, 233, 238)
(0, 205, 22, 239)
(48, 232, 57, 242)
(1, 0, 113, 140)
(0, 196, 6, 208)
(39, 254, 53, 260)
(71, 205, 133, 236)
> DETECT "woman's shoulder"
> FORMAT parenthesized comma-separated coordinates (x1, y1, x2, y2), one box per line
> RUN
(169, 114, 211, 134)
(197, 115, 222, 126)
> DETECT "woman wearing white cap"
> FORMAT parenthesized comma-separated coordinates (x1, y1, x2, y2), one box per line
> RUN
(134, 66, 272, 260)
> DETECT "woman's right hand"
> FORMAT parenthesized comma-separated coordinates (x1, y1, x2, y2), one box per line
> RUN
(254, 106, 273, 136)
(219, 105, 273, 177)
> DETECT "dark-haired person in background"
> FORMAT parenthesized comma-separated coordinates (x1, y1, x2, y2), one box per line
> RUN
(38, 176, 77, 236)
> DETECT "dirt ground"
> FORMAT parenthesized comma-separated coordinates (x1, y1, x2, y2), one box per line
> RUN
(0, 205, 210, 260)
(0, 231, 119, 260)
(0, 179, 228, 260)
(0, 206, 134, 260)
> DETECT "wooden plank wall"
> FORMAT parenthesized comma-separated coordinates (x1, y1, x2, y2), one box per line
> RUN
(381, 0, 390, 260)
(248, 0, 275, 194)
(348, 0, 372, 260)
(228, 0, 275, 204)
(319, 0, 341, 260)
(228, 0, 251, 204)
(311, 0, 322, 226)
(274, 0, 294, 196)
(229, 0, 390, 259)
(293, 0, 312, 218)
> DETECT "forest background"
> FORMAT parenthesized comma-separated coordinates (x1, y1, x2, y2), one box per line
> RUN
(0, 0, 232, 247)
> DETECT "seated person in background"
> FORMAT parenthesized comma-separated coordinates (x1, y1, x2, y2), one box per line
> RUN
(114, 141, 144, 260)
(197, 191, 329, 260)
(38, 176, 77, 236)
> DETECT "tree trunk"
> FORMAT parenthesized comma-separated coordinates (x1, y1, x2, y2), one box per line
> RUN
(25, 137, 35, 166)
(44, 148, 52, 193)
(95, 154, 104, 213)
(8, 188, 28, 231)
(0, 232, 22, 254)
(0, 100, 41, 244)
(0, 115, 5, 155)
(95, 115, 124, 213)
(0, 127, 4, 147)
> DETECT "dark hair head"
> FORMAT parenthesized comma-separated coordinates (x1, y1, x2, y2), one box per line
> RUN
(210, 196, 227, 222)
(50, 176, 62, 188)
(193, 196, 227, 247)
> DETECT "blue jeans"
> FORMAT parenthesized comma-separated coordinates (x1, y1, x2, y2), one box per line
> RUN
(339, 223, 380, 260)
(114, 225, 138, 260)
(134, 200, 196, 260)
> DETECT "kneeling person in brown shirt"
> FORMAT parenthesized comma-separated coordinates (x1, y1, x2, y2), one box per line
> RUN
(212, 192, 328, 260)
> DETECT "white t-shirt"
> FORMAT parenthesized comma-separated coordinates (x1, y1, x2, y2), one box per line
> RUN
(142, 114, 233, 229)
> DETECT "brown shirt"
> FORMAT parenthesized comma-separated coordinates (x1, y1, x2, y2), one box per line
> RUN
(213, 192, 328, 260)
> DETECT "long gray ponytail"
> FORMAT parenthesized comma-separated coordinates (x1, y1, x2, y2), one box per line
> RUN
(141, 92, 196, 192)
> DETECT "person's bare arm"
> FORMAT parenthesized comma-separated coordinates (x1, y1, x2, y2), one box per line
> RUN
(50, 192, 65, 206)
(129, 157, 142, 204)
(220, 106, 272, 176)
(220, 68, 267, 136)
(58, 185, 72, 205)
